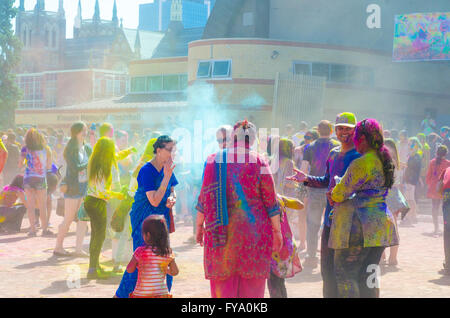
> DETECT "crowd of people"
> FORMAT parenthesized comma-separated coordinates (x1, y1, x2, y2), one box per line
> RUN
(0, 116, 449, 298)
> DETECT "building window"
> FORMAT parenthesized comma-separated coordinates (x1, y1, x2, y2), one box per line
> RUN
(197, 61, 212, 78)
(45, 74, 57, 107)
(312, 63, 330, 80)
(131, 77, 146, 92)
(146, 76, 163, 91)
(293, 63, 312, 76)
(293, 61, 374, 86)
(330, 64, 347, 83)
(106, 78, 114, 96)
(45, 29, 50, 48)
(114, 78, 122, 95)
(212, 61, 231, 77)
(243, 12, 254, 26)
(131, 74, 187, 93)
(22, 29, 27, 47)
(179, 74, 188, 90)
(163, 75, 180, 91)
(52, 30, 57, 48)
(197, 60, 231, 79)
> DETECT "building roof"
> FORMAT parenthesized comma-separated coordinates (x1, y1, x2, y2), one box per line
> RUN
(123, 28, 165, 59)
(51, 93, 188, 111)
(118, 92, 187, 103)
(152, 22, 204, 58)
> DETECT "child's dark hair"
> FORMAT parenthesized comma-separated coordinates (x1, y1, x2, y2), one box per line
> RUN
(10, 174, 24, 189)
(142, 215, 171, 257)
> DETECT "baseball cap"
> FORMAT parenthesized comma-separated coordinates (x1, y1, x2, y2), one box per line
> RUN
(335, 112, 357, 128)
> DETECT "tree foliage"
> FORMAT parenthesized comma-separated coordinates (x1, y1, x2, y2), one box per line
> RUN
(0, 0, 22, 129)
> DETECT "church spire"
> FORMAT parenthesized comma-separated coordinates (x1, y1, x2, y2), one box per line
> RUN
(35, 0, 45, 11)
(93, 0, 100, 23)
(74, 0, 82, 37)
(134, 29, 141, 59)
(112, 0, 118, 27)
(19, 0, 25, 11)
(58, 0, 65, 15)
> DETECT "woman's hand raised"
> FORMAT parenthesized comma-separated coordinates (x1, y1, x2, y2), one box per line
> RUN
(163, 158, 176, 180)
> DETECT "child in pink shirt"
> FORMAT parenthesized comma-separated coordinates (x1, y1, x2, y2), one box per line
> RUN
(125, 215, 179, 298)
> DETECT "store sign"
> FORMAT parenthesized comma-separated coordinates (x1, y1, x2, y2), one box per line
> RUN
(17, 111, 145, 126)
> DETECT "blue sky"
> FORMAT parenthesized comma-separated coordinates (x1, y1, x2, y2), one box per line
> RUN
(14, 0, 155, 38)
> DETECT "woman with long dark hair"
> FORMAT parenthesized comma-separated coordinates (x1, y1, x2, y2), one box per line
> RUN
(115, 135, 178, 297)
(328, 119, 399, 298)
(54, 122, 91, 256)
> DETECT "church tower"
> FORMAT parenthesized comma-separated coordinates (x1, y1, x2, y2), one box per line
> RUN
(16, 0, 67, 72)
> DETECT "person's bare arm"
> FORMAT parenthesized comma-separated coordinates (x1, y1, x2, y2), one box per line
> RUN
(167, 259, 179, 276)
(195, 211, 205, 246)
(126, 256, 138, 273)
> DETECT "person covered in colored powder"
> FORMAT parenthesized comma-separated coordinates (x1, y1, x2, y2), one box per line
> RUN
(402, 137, 423, 225)
(439, 127, 450, 160)
(195, 120, 282, 298)
(98, 123, 136, 272)
(381, 139, 409, 266)
(54, 122, 91, 256)
(126, 215, 179, 298)
(0, 175, 27, 233)
(115, 135, 178, 297)
(287, 112, 361, 297)
(0, 137, 8, 178)
(300, 120, 340, 268)
(439, 166, 450, 275)
(272, 138, 301, 242)
(84, 137, 126, 279)
(19, 128, 52, 237)
(427, 145, 450, 234)
(268, 195, 303, 298)
(328, 118, 399, 298)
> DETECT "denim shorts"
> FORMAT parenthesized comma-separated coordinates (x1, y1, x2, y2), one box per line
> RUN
(64, 182, 88, 199)
(24, 176, 47, 190)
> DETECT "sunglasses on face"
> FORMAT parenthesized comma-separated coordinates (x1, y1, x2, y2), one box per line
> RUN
(163, 147, 175, 153)
(304, 135, 313, 140)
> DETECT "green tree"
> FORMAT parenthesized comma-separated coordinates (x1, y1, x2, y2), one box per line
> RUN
(0, 0, 22, 129)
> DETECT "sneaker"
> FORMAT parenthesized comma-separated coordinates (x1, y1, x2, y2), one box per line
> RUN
(27, 231, 37, 237)
(87, 268, 111, 280)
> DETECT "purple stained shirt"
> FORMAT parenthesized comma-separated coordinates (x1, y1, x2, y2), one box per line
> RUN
(305, 147, 361, 227)
(302, 138, 341, 177)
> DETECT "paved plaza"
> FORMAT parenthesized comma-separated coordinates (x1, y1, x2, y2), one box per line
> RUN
(0, 200, 449, 298)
